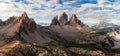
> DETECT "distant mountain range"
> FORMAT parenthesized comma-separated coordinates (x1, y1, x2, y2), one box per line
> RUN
(38, 22, 49, 26)
(92, 21, 120, 30)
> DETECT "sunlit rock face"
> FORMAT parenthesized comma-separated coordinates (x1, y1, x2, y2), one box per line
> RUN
(107, 31, 115, 38)
(107, 30, 120, 49)
(111, 30, 120, 49)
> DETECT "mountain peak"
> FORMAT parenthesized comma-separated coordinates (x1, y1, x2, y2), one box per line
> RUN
(59, 12, 68, 25)
(19, 12, 36, 33)
(50, 12, 87, 28)
(69, 14, 79, 25)
(20, 12, 29, 20)
(62, 12, 67, 15)
(22, 12, 28, 16)
(50, 16, 60, 25)
(4, 12, 36, 33)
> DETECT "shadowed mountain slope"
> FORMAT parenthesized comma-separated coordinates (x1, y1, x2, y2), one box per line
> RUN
(0, 12, 58, 46)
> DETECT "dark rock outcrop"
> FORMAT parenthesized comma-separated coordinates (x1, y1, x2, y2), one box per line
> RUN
(0, 19, 3, 26)
(50, 16, 60, 25)
(59, 12, 68, 25)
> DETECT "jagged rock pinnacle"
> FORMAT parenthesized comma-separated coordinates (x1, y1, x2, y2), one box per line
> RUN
(69, 14, 79, 25)
(50, 16, 60, 25)
(21, 12, 29, 20)
(59, 12, 68, 25)
(4, 12, 36, 33)
(19, 12, 36, 33)
(50, 12, 85, 26)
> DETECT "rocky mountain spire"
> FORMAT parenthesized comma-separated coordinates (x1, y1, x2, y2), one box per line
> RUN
(59, 12, 68, 25)
(21, 12, 29, 19)
(18, 12, 36, 33)
(18, 12, 29, 22)
(50, 12, 85, 27)
(4, 12, 36, 33)
(69, 14, 79, 25)
(50, 16, 60, 25)
(4, 12, 29, 25)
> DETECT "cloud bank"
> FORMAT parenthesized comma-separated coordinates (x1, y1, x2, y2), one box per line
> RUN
(0, 0, 120, 26)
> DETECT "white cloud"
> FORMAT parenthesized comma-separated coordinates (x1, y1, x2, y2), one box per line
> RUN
(74, 1, 120, 26)
(63, 1, 76, 5)
(0, 0, 120, 26)
(97, 0, 108, 5)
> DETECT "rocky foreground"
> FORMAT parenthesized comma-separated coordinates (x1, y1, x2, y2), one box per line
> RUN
(0, 12, 120, 56)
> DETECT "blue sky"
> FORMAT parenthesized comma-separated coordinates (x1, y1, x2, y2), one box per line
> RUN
(0, 0, 120, 26)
